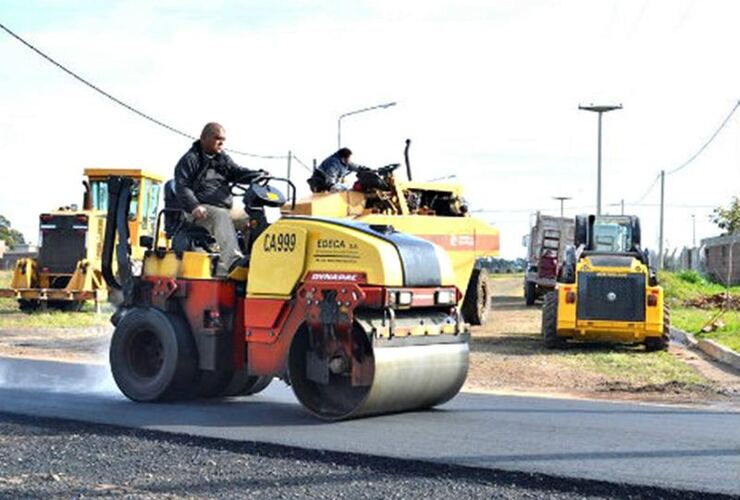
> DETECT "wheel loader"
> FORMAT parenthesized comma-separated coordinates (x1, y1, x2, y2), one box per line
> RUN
(285, 140, 499, 326)
(102, 174, 469, 420)
(541, 214, 669, 351)
(0, 168, 163, 311)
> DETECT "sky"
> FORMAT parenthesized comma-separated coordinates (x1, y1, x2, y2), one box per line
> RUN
(0, 0, 738, 258)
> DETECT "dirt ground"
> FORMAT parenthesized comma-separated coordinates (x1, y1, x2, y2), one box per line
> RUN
(0, 277, 739, 407)
(464, 277, 740, 406)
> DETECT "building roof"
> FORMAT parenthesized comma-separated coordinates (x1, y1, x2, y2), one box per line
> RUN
(701, 232, 740, 247)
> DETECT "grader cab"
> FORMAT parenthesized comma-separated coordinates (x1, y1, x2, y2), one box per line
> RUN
(0, 168, 162, 311)
(286, 141, 499, 326)
(103, 174, 470, 420)
(541, 214, 669, 351)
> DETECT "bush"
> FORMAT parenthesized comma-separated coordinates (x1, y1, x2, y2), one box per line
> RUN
(676, 270, 705, 285)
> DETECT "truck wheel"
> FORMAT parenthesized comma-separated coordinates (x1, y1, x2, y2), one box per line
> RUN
(524, 281, 537, 306)
(462, 268, 490, 326)
(542, 292, 565, 349)
(109, 308, 198, 402)
(646, 304, 670, 352)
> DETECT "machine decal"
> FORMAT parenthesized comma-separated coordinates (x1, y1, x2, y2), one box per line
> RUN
(305, 272, 366, 282)
(263, 232, 297, 253)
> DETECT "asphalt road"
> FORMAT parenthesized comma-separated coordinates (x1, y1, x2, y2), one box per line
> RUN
(0, 356, 738, 496)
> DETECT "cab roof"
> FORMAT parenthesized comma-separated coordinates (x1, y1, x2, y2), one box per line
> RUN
(84, 168, 164, 182)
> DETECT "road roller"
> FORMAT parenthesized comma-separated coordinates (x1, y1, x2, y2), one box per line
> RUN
(101, 175, 469, 420)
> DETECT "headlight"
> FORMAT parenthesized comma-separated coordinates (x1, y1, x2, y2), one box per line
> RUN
(397, 291, 413, 306)
(435, 289, 455, 305)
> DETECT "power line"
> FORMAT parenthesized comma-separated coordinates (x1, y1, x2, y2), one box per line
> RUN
(291, 153, 313, 172)
(0, 21, 286, 160)
(667, 100, 740, 175)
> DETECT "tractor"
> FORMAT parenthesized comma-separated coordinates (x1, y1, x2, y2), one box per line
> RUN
(102, 174, 469, 420)
(0, 168, 163, 312)
(541, 214, 669, 351)
(286, 140, 499, 326)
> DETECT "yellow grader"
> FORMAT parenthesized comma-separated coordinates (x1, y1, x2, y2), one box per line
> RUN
(286, 142, 499, 326)
(102, 174, 469, 420)
(0, 168, 163, 311)
(542, 214, 669, 351)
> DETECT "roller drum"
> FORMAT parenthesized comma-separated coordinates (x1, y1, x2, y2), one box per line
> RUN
(289, 325, 469, 420)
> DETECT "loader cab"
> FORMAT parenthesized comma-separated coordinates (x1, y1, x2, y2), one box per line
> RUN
(575, 214, 641, 255)
(84, 168, 164, 260)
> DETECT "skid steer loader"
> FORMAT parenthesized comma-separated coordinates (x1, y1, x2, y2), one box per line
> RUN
(102, 174, 469, 420)
(541, 214, 669, 351)
(0, 169, 163, 312)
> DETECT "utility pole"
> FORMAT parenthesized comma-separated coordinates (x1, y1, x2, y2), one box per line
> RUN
(659, 170, 665, 269)
(552, 196, 571, 217)
(579, 103, 622, 216)
(620, 199, 625, 215)
(691, 214, 696, 247)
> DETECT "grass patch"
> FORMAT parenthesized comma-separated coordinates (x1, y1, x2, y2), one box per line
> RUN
(557, 347, 708, 386)
(660, 270, 740, 304)
(672, 307, 740, 352)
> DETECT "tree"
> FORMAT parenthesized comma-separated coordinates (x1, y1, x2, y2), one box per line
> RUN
(711, 196, 740, 234)
(0, 215, 26, 248)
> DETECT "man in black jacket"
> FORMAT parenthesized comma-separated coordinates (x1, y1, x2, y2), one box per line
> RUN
(174, 122, 263, 275)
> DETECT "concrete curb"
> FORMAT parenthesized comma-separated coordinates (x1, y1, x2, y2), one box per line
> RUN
(670, 327, 740, 371)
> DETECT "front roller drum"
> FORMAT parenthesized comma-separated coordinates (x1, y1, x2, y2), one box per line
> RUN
(289, 325, 469, 420)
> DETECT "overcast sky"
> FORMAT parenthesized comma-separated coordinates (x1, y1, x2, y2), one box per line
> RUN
(1, 0, 738, 257)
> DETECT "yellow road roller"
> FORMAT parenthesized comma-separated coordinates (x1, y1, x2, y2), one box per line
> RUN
(102, 175, 469, 420)
(541, 214, 669, 351)
(285, 141, 499, 326)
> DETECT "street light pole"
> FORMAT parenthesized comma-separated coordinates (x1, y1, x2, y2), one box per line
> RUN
(579, 103, 622, 216)
(552, 196, 571, 218)
(337, 101, 397, 149)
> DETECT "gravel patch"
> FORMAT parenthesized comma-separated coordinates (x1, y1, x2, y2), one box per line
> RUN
(0, 413, 731, 499)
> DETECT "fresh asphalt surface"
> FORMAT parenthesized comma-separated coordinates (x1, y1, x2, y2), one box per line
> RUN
(0, 356, 738, 496)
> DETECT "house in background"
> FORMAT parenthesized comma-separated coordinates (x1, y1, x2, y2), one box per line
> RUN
(702, 233, 740, 285)
(0, 243, 38, 271)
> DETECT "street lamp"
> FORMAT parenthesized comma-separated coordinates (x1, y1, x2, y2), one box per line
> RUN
(337, 101, 397, 149)
(552, 196, 571, 218)
(579, 103, 622, 216)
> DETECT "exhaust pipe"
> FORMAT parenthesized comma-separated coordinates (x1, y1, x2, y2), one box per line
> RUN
(404, 138, 412, 181)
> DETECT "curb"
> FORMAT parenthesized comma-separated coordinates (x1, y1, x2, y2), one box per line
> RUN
(670, 327, 740, 371)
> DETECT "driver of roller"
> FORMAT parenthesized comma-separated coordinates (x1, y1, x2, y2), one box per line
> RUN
(174, 122, 265, 275)
(310, 147, 360, 192)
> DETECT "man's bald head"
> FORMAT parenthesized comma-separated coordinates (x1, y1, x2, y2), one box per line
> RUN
(200, 122, 226, 154)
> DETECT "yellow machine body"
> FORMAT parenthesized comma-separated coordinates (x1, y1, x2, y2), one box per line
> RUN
(0, 168, 163, 311)
(554, 255, 665, 343)
(285, 179, 498, 325)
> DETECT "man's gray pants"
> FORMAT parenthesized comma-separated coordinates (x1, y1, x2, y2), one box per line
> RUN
(193, 204, 245, 276)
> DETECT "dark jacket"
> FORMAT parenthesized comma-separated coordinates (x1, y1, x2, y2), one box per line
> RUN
(174, 141, 259, 211)
(309, 152, 359, 191)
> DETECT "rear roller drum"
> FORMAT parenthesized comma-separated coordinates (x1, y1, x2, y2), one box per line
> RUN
(289, 323, 469, 420)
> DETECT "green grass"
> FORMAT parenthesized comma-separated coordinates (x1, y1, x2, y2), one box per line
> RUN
(672, 307, 740, 352)
(557, 348, 708, 387)
(0, 270, 110, 329)
(660, 270, 740, 303)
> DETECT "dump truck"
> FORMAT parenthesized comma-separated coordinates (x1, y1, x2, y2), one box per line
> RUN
(0, 168, 163, 311)
(102, 174, 469, 420)
(285, 141, 499, 326)
(541, 214, 669, 351)
(523, 212, 574, 305)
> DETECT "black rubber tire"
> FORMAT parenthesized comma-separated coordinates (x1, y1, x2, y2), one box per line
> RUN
(49, 300, 84, 312)
(18, 299, 40, 313)
(524, 280, 537, 306)
(462, 268, 490, 326)
(645, 304, 670, 352)
(196, 369, 235, 399)
(542, 292, 565, 349)
(109, 308, 198, 402)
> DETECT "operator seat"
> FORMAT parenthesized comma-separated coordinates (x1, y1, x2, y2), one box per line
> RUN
(163, 179, 217, 255)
